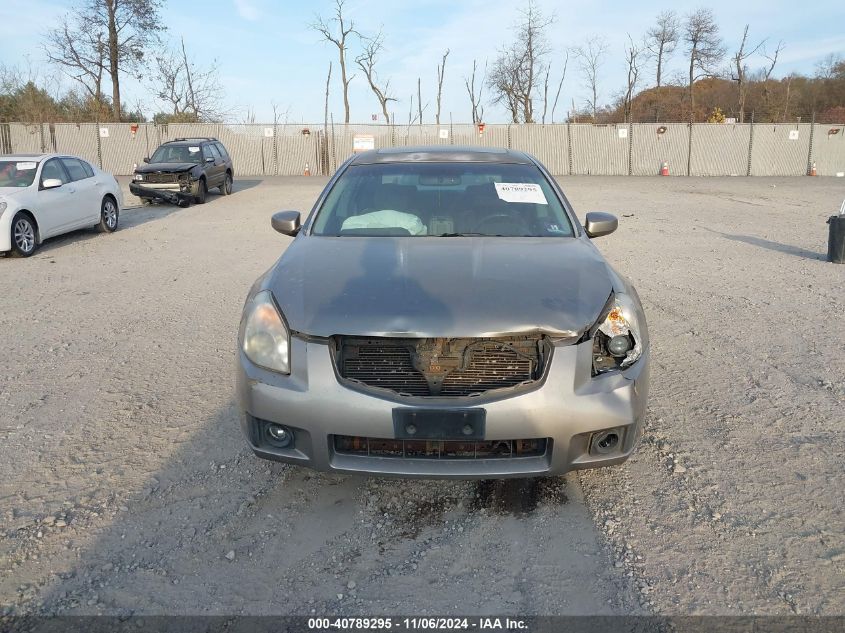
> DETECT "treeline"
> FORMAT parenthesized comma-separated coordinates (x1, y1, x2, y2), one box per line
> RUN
(596, 64, 845, 124)
(0, 69, 145, 124)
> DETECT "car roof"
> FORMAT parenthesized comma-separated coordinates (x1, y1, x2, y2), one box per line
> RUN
(162, 138, 219, 145)
(349, 146, 535, 165)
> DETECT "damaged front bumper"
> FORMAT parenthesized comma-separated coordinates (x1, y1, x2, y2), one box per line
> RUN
(129, 182, 196, 206)
(236, 337, 650, 479)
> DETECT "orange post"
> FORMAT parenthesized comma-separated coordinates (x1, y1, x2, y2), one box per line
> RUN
(304, 162, 311, 176)
(660, 161, 669, 176)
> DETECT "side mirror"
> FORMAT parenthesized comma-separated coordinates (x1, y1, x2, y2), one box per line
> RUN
(205, 157, 214, 163)
(271, 210, 301, 236)
(42, 178, 63, 189)
(584, 212, 618, 238)
(143, 157, 150, 163)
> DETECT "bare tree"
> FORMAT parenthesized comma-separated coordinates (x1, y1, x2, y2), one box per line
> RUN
(731, 25, 765, 122)
(45, 0, 165, 121)
(417, 77, 428, 125)
(814, 53, 842, 79)
(761, 40, 785, 119)
(573, 37, 608, 120)
(355, 32, 396, 124)
(549, 51, 568, 124)
(464, 59, 485, 124)
(435, 49, 449, 124)
(324, 61, 332, 132)
(151, 38, 225, 122)
(646, 10, 679, 90)
(311, 0, 357, 124)
(43, 13, 108, 115)
(622, 35, 642, 122)
(487, 0, 554, 123)
(541, 66, 550, 123)
(683, 8, 725, 121)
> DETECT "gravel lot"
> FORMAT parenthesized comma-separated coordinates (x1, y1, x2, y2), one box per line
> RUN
(1, 175, 843, 617)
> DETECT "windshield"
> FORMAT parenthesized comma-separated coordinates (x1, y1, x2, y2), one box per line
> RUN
(150, 144, 203, 164)
(311, 162, 575, 237)
(0, 159, 39, 188)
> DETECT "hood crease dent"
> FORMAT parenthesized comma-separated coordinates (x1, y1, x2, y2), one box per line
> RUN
(266, 237, 614, 339)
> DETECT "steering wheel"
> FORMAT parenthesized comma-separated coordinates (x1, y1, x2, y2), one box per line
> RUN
(473, 213, 532, 235)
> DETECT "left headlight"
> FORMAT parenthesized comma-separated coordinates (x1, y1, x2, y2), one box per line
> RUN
(591, 293, 643, 375)
(0, 201, 7, 214)
(242, 290, 290, 374)
(132, 173, 144, 181)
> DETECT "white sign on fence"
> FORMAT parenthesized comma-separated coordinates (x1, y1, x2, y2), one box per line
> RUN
(264, 127, 274, 137)
(99, 127, 109, 138)
(439, 129, 449, 139)
(353, 134, 375, 153)
(618, 128, 628, 139)
(789, 130, 800, 140)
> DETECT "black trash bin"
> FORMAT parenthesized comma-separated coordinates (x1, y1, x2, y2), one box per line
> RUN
(828, 215, 845, 264)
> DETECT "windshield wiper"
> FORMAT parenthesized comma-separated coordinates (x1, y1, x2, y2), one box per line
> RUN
(436, 232, 492, 237)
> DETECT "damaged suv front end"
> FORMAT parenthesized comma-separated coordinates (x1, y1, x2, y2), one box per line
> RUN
(236, 147, 649, 479)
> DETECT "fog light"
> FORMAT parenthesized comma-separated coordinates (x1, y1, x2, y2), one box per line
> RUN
(265, 423, 292, 448)
(608, 335, 632, 357)
(591, 429, 621, 455)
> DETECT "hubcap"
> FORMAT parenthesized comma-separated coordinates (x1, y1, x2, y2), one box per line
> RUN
(14, 218, 35, 252)
(103, 201, 117, 228)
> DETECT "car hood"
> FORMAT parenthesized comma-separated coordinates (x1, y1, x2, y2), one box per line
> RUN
(0, 187, 32, 204)
(134, 162, 197, 174)
(266, 236, 614, 338)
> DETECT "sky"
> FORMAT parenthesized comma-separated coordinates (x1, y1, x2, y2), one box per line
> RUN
(0, 0, 843, 124)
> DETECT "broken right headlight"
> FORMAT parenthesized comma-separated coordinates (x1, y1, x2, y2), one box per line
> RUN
(591, 293, 643, 375)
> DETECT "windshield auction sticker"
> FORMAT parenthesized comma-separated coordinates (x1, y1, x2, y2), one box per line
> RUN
(16, 162, 37, 170)
(494, 182, 547, 204)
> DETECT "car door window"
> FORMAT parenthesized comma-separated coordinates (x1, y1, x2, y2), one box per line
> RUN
(60, 158, 89, 182)
(40, 159, 69, 187)
(202, 145, 216, 163)
(80, 161, 95, 178)
(215, 143, 229, 160)
(208, 144, 222, 161)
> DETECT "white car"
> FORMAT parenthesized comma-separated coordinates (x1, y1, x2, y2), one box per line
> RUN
(0, 154, 123, 257)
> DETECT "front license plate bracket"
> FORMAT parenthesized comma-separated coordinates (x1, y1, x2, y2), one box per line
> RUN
(392, 408, 486, 440)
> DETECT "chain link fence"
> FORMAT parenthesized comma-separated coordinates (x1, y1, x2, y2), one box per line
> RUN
(1, 120, 843, 177)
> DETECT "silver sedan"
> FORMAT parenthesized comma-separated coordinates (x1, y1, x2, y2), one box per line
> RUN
(236, 147, 649, 478)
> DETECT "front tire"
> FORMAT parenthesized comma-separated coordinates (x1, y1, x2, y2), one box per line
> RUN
(98, 196, 119, 233)
(219, 172, 233, 195)
(194, 178, 207, 204)
(11, 212, 37, 257)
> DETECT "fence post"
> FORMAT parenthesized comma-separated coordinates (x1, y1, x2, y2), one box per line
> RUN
(566, 120, 573, 175)
(806, 112, 816, 175)
(627, 119, 633, 176)
(273, 121, 279, 176)
(746, 111, 754, 176)
(95, 122, 103, 169)
(686, 120, 693, 176)
(330, 114, 337, 174)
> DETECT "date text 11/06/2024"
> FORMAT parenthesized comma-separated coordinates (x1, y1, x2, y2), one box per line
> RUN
(307, 617, 529, 630)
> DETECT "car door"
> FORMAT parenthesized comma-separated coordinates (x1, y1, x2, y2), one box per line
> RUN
(203, 143, 224, 187)
(60, 158, 100, 227)
(36, 158, 78, 238)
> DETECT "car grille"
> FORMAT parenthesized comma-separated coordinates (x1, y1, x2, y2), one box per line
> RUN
(143, 173, 178, 184)
(336, 336, 545, 397)
(334, 436, 547, 459)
